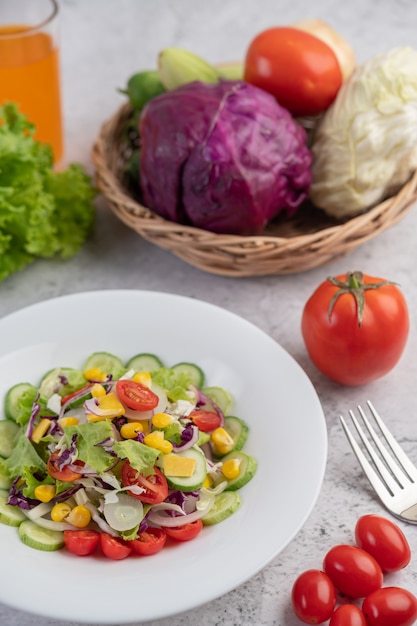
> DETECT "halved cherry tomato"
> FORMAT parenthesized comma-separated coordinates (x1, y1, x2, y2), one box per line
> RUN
(100, 532, 132, 560)
(301, 271, 409, 386)
(291, 569, 336, 624)
(116, 379, 159, 411)
(362, 587, 417, 626)
(329, 605, 367, 626)
(163, 519, 203, 542)
(46, 450, 85, 482)
(323, 544, 383, 598)
(355, 514, 411, 573)
(64, 530, 100, 556)
(121, 462, 168, 504)
(189, 410, 222, 432)
(244, 26, 342, 117)
(129, 527, 167, 556)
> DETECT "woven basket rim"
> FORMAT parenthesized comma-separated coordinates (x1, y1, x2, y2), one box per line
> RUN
(91, 102, 417, 276)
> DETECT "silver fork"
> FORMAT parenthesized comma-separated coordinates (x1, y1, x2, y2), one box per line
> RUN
(340, 401, 417, 524)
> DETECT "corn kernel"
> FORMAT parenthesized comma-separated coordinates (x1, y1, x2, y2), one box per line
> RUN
(91, 383, 106, 398)
(222, 458, 241, 480)
(144, 430, 173, 454)
(84, 367, 107, 382)
(58, 416, 79, 428)
(51, 502, 72, 522)
(34, 484, 56, 503)
(133, 371, 152, 387)
(31, 418, 52, 444)
(211, 428, 235, 456)
(66, 505, 91, 528)
(203, 474, 213, 488)
(152, 413, 172, 429)
(120, 421, 144, 439)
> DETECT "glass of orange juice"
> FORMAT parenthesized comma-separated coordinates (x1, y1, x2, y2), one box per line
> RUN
(0, 0, 63, 163)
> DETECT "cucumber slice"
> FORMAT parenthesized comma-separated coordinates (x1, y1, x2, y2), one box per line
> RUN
(0, 468, 11, 490)
(4, 382, 38, 422)
(222, 451, 258, 491)
(223, 416, 249, 451)
(126, 353, 164, 373)
(18, 519, 64, 551)
(171, 362, 205, 388)
(202, 491, 240, 526)
(163, 447, 207, 491)
(0, 420, 20, 458)
(82, 352, 126, 379)
(0, 489, 26, 526)
(202, 386, 232, 413)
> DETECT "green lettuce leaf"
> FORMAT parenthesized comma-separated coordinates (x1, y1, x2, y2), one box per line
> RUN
(113, 439, 159, 474)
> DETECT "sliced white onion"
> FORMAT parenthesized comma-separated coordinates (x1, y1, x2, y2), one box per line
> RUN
(151, 383, 168, 414)
(47, 393, 62, 415)
(123, 407, 153, 421)
(23, 510, 74, 531)
(103, 493, 143, 532)
(148, 493, 215, 527)
(25, 502, 53, 520)
(84, 501, 119, 537)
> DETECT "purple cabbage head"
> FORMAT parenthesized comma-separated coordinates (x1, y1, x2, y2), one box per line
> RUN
(139, 80, 312, 235)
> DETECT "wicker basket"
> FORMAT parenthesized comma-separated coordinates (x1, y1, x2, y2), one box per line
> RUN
(91, 102, 417, 277)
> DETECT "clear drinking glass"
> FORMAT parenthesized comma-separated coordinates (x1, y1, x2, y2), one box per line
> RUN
(0, 0, 63, 163)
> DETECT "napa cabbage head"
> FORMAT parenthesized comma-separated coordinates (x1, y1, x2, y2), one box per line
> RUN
(309, 47, 417, 218)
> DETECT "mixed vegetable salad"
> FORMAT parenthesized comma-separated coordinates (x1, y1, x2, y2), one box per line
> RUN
(0, 352, 256, 559)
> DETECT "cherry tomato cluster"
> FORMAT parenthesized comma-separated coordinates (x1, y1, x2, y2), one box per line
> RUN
(291, 514, 417, 626)
(64, 519, 203, 560)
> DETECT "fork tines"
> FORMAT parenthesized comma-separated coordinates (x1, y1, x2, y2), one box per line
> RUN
(340, 401, 417, 522)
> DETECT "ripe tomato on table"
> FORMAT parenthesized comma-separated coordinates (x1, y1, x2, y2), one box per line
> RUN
(291, 569, 336, 624)
(323, 544, 383, 598)
(121, 462, 168, 504)
(301, 271, 409, 386)
(362, 587, 417, 626)
(243, 26, 342, 117)
(355, 514, 411, 573)
(329, 605, 367, 626)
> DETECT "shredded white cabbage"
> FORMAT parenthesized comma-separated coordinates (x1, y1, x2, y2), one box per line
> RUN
(309, 46, 417, 218)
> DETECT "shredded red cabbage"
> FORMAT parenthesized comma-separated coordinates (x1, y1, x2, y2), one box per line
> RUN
(7, 478, 39, 510)
(56, 434, 78, 470)
(95, 437, 118, 458)
(25, 395, 40, 439)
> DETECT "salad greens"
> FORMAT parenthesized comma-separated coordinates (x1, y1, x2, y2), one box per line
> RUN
(0, 103, 96, 283)
(0, 351, 257, 558)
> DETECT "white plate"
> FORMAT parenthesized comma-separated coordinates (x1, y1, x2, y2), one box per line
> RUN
(0, 290, 327, 624)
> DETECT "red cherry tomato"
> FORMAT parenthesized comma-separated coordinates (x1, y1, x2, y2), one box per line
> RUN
(64, 530, 100, 556)
(121, 462, 168, 504)
(115, 379, 159, 411)
(323, 544, 383, 598)
(329, 605, 367, 626)
(189, 410, 222, 432)
(244, 26, 342, 117)
(291, 569, 336, 624)
(301, 271, 409, 386)
(61, 383, 93, 407)
(163, 519, 203, 542)
(100, 533, 132, 560)
(355, 514, 411, 573)
(362, 587, 417, 626)
(46, 450, 85, 482)
(129, 527, 167, 556)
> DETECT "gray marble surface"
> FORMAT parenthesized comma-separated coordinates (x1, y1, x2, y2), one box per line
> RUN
(1, 1, 417, 624)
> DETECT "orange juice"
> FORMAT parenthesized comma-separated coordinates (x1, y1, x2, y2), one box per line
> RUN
(0, 24, 63, 162)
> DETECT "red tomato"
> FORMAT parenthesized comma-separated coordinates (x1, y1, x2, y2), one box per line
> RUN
(64, 530, 100, 556)
(243, 26, 342, 117)
(329, 605, 367, 626)
(189, 410, 222, 432)
(129, 527, 167, 556)
(116, 379, 159, 411)
(355, 515, 411, 573)
(362, 587, 417, 626)
(323, 544, 383, 598)
(46, 450, 84, 482)
(100, 533, 132, 560)
(291, 569, 336, 624)
(121, 462, 168, 504)
(163, 519, 203, 542)
(301, 271, 409, 386)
